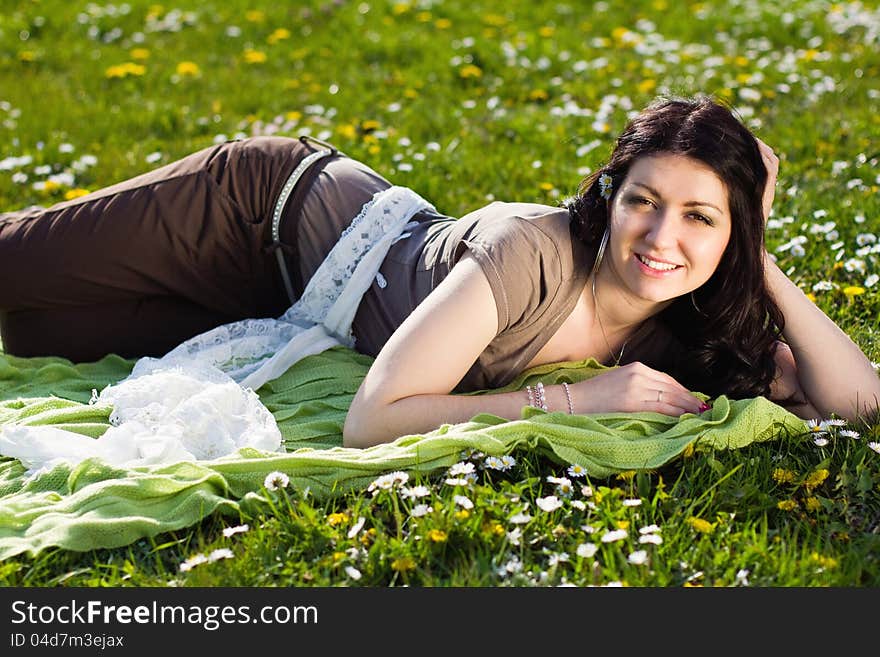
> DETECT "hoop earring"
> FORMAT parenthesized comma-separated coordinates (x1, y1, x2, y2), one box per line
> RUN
(591, 227, 610, 277)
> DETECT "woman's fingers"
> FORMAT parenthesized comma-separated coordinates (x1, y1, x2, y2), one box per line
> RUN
(575, 363, 708, 416)
(755, 136, 779, 222)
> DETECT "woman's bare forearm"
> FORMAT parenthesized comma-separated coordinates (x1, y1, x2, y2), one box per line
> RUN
(343, 384, 572, 448)
(764, 252, 880, 420)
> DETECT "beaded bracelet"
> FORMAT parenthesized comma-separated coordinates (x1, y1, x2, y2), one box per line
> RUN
(561, 382, 574, 415)
(535, 382, 548, 412)
(525, 385, 535, 408)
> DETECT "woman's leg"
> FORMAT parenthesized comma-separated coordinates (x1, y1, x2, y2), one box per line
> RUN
(0, 137, 315, 360)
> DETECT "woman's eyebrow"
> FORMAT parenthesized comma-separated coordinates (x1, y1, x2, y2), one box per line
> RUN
(630, 181, 724, 214)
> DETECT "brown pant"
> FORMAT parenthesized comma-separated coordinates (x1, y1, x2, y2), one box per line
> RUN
(0, 136, 388, 362)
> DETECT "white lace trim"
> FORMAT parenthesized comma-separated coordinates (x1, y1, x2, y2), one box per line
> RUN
(0, 186, 434, 475)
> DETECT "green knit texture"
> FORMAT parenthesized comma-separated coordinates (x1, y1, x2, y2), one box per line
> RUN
(0, 347, 807, 559)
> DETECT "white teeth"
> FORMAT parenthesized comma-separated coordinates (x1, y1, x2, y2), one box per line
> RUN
(637, 254, 679, 271)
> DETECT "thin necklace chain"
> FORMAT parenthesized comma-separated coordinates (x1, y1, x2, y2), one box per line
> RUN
(591, 274, 627, 366)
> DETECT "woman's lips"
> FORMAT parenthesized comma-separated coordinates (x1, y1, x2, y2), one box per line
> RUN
(634, 253, 683, 276)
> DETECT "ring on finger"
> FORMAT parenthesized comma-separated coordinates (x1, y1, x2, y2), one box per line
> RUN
(657, 390, 663, 403)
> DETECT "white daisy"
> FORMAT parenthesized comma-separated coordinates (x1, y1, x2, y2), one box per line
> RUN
(536, 495, 563, 512)
(627, 550, 649, 565)
(601, 529, 628, 543)
(576, 542, 598, 558)
(264, 471, 290, 491)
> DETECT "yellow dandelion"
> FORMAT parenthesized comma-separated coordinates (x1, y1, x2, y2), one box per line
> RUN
(810, 552, 837, 569)
(130, 48, 150, 60)
(458, 64, 483, 79)
(18, 51, 36, 62)
(176, 61, 200, 77)
(776, 499, 799, 511)
(427, 529, 447, 543)
(360, 119, 381, 132)
(245, 10, 265, 22)
(736, 72, 753, 84)
(833, 261, 844, 269)
(682, 442, 696, 458)
(538, 26, 555, 37)
(733, 55, 749, 67)
(244, 49, 267, 64)
(804, 496, 822, 512)
(637, 79, 657, 94)
(105, 62, 146, 79)
(359, 527, 377, 546)
(147, 4, 164, 20)
(337, 124, 357, 140)
(616, 520, 630, 530)
(687, 516, 715, 534)
(435, 18, 452, 29)
(404, 88, 419, 99)
(454, 509, 470, 520)
(392, 3, 412, 15)
(416, 11, 432, 22)
(529, 89, 549, 102)
(368, 144, 381, 155)
(772, 468, 797, 484)
(652, 0, 668, 9)
(332, 551, 346, 562)
(539, 181, 554, 191)
(843, 286, 865, 298)
(804, 468, 829, 492)
(267, 28, 291, 44)
(390, 556, 417, 572)
(806, 292, 817, 303)
(611, 27, 630, 41)
(327, 512, 349, 526)
(801, 49, 820, 61)
(64, 188, 90, 200)
(41, 180, 62, 194)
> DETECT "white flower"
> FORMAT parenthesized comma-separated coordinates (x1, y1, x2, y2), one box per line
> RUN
(627, 550, 649, 565)
(347, 517, 366, 539)
(639, 524, 661, 534)
(506, 527, 523, 546)
(368, 471, 409, 495)
(179, 553, 208, 572)
(401, 485, 431, 499)
(622, 498, 643, 507)
(580, 524, 597, 534)
(806, 419, 829, 436)
(814, 436, 829, 447)
(448, 461, 476, 476)
(264, 471, 290, 491)
(601, 529, 628, 543)
(444, 477, 471, 487)
(839, 429, 860, 439)
(208, 548, 234, 562)
(222, 524, 250, 538)
(548, 552, 570, 567)
(411, 504, 433, 518)
(570, 500, 586, 511)
(536, 495, 563, 512)
(509, 512, 533, 524)
(454, 495, 474, 510)
(639, 533, 663, 545)
(598, 173, 613, 199)
(567, 463, 587, 477)
(735, 569, 751, 586)
(580, 485, 594, 497)
(576, 542, 598, 558)
(868, 442, 880, 454)
(345, 566, 362, 580)
(484, 454, 516, 471)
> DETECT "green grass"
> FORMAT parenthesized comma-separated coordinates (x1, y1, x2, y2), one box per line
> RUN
(1, 0, 879, 587)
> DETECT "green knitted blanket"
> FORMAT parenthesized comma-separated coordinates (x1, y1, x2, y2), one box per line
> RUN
(0, 347, 807, 560)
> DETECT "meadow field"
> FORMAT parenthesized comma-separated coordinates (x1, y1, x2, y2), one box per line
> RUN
(1, 0, 879, 587)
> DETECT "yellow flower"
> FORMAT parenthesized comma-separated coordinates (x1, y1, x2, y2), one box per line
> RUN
(843, 285, 865, 298)
(776, 499, 799, 511)
(458, 64, 483, 79)
(687, 516, 714, 533)
(427, 529, 447, 542)
(810, 552, 837, 569)
(638, 78, 657, 94)
(130, 48, 150, 60)
(804, 496, 822, 512)
(806, 292, 817, 303)
(368, 145, 381, 155)
(804, 468, 829, 492)
(244, 49, 267, 64)
(392, 3, 412, 15)
(332, 551, 346, 562)
(337, 124, 357, 140)
(176, 61, 200, 77)
(529, 89, 549, 101)
(682, 442, 696, 458)
(416, 11, 432, 22)
(435, 18, 452, 29)
(327, 512, 349, 526)
(267, 28, 291, 44)
(616, 520, 630, 530)
(771, 468, 797, 484)
(391, 556, 416, 572)
(360, 119, 382, 132)
(245, 10, 265, 22)
(538, 26, 555, 37)
(539, 182, 554, 191)
(616, 470, 636, 482)
(454, 509, 470, 520)
(482, 14, 508, 27)
(105, 62, 146, 78)
(404, 88, 419, 99)
(64, 188, 90, 200)
(41, 180, 62, 194)
(18, 51, 36, 62)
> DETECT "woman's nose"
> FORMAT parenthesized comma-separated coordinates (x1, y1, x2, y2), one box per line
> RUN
(645, 210, 679, 247)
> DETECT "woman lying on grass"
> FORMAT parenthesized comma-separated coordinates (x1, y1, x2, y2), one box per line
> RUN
(1, 94, 878, 448)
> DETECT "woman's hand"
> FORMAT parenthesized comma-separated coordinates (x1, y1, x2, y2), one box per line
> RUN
(755, 136, 779, 223)
(569, 362, 709, 416)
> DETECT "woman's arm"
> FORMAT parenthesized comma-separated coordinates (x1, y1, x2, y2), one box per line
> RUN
(757, 137, 880, 422)
(344, 251, 532, 447)
(764, 254, 880, 422)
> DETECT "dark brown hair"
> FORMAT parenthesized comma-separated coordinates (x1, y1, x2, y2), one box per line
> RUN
(565, 94, 784, 399)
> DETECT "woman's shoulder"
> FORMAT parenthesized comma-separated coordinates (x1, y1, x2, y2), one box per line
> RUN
(455, 201, 574, 246)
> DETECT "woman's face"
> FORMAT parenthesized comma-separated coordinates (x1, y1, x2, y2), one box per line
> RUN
(604, 153, 732, 305)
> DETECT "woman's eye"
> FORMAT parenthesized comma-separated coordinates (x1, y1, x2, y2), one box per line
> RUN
(628, 196, 655, 207)
(690, 213, 714, 226)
